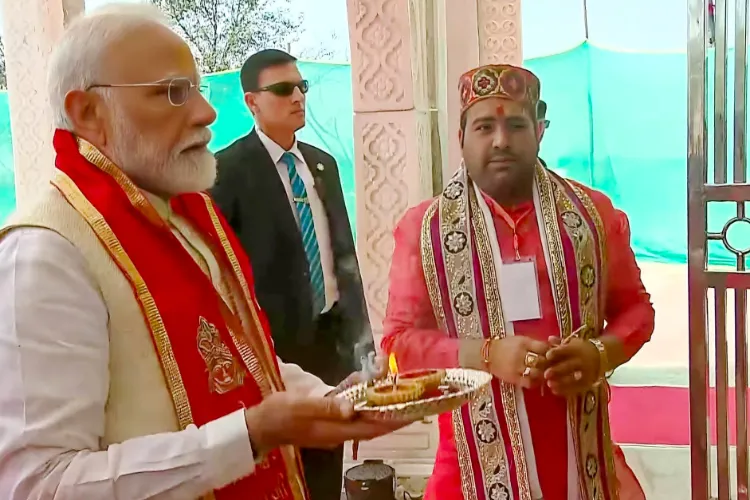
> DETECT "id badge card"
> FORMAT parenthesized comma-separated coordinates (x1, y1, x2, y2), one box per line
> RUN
(500, 257, 542, 322)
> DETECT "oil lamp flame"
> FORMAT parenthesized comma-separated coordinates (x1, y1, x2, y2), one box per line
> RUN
(388, 353, 399, 376)
(388, 353, 399, 388)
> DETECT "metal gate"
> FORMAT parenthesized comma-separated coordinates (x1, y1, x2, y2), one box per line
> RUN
(688, 0, 750, 498)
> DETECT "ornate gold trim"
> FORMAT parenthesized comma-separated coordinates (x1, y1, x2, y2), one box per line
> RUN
(197, 316, 248, 394)
(420, 200, 447, 331)
(535, 165, 573, 339)
(279, 445, 309, 500)
(570, 184, 609, 319)
(78, 140, 165, 228)
(551, 179, 599, 499)
(201, 194, 308, 498)
(200, 194, 285, 393)
(452, 411, 479, 500)
(554, 189, 598, 334)
(51, 171, 194, 429)
(430, 173, 519, 500)
(440, 179, 482, 343)
(567, 183, 617, 500)
(549, 174, 619, 499)
(421, 200, 478, 500)
(470, 190, 532, 500)
(424, 166, 620, 500)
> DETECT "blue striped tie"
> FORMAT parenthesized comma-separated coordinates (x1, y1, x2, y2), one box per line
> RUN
(282, 152, 326, 314)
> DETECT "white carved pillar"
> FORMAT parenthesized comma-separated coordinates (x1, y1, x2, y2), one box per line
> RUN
(346, 0, 434, 346)
(435, 0, 523, 184)
(343, 0, 440, 477)
(477, 0, 523, 65)
(343, 0, 524, 481)
(0, 0, 84, 209)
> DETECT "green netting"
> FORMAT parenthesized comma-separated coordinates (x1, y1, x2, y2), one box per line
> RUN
(0, 45, 747, 265)
(205, 62, 357, 225)
(0, 96, 15, 219)
(526, 43, 746, 266)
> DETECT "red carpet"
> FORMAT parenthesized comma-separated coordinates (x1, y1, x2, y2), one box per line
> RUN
(609, 386, 750, 446)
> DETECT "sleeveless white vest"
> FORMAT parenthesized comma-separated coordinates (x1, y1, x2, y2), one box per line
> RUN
(5, 185, 184, 446)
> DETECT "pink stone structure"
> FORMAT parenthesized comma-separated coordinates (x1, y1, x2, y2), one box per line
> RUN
(0, 0, 703, 496)
(343, 0, 526, 478)
(345, 0, 523, 348)
(0, 0, 84, 208)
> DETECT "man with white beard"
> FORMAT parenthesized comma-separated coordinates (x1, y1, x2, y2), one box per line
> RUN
(0, 4, 404, 499)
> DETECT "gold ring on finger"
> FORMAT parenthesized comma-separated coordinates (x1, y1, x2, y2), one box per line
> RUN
(524, 351, 540, 368)
(522, 366, 532, 377)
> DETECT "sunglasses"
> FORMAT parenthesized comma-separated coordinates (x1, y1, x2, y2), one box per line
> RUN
(256, 80, 309, 97)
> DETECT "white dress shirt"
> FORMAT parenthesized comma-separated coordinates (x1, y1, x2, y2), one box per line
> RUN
(0, 194, 333, 499)
(256, 128, 339, 312)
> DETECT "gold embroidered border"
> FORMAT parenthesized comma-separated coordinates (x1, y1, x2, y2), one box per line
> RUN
(51, 171, 194, 429)
(438, 179, 492, 498)
(469, 190, 531, 500)
(202, 194, 283, 394)
(452, 409, 479, 500)
(422, 197, 478, 500)
(537, 166, 599, 497)
(535, 165, 573, 339)
(201, 193, 305, 500)
(433, 173, 516, 500)
(552, 179, 602, 499)
(210, 278, 269, 398)
(597, 387, 618, 500)
(553, 190, 597, 335)
(568, 184, 617, 499)
(52, 148, 305, 498)
(420, 200, 447, 331)
(439, 181, 481, 343)
(201, 195, 307, 499)
(570, 184, 609, 319)
(79, 140, 165, 228)
(280, 445, 309, 500)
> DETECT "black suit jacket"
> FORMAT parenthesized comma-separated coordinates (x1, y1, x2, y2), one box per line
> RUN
(211, 129, 372, 385)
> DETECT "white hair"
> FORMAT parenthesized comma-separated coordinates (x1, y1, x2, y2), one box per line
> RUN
(48, 2, 172, 130)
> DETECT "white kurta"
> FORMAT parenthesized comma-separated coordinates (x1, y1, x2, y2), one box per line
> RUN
(0, 189, 332, 500)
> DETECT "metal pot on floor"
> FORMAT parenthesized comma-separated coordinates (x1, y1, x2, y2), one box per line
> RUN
(344, 460, 397, 500)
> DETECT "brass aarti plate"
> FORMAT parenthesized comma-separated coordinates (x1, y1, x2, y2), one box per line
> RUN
(336, 368, 492, 422)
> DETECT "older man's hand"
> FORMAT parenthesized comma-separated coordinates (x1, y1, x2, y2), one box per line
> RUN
(244, 390, 406, 454)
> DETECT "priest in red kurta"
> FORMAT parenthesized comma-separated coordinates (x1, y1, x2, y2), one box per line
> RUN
(381, 64, 655, 500)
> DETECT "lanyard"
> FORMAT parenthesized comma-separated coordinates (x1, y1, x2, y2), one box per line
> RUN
(493, 205, 533, 260)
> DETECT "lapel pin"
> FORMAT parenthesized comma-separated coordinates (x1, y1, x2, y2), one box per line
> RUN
(316, 163, 325, 172)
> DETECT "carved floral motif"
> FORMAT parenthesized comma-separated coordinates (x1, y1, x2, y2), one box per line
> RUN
(356, 119, 410, 329)
(345, 0, 523, 339)
(347, 0, 412, 112)
(478, 0, 523, 65)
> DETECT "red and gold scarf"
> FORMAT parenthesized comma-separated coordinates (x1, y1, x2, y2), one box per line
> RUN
(421, 164, 616, 500)
(51, 129, 307, 500)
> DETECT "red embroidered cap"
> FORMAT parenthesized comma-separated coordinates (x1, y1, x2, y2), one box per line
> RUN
(459, 64, 541, 114)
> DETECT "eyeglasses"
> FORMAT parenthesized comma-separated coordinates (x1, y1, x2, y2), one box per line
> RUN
(255, 80, 309, 97)
(87, 77, 210, 107)
(541, 119, 550, 129)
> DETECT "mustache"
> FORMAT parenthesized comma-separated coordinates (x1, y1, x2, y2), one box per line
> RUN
(180, 129, 213, 151)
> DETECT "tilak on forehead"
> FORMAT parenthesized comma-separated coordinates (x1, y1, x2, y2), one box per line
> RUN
(458, 63, 541, 115)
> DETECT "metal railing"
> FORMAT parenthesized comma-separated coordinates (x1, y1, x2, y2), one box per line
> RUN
(688, 1, 750, 498)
